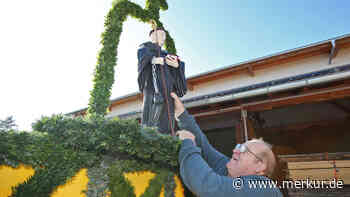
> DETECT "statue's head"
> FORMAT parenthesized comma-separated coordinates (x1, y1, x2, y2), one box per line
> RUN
(149, 28, 166, 46)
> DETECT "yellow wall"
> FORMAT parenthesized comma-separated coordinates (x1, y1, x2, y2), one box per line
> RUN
(51, 169, 89, 197)
(124, 171, 184, 197)
(0, 165, 35, 197)
(0, 165, 184, 197)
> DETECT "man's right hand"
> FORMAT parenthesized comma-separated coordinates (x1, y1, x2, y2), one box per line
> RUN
(176, 130, 196, 145)
(171, 92, 185, 119)
(151, 57, 164, 65)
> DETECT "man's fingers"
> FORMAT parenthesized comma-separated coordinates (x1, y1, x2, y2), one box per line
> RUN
(172, 94, 184, 107)
(176, 130, 186, 135)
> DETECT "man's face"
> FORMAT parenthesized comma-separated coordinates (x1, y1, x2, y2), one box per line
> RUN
(226, 142, 264, 177)
(150, 30, 166, 46)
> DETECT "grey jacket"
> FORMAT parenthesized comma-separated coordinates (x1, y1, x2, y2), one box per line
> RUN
(177, 110, 283, 197)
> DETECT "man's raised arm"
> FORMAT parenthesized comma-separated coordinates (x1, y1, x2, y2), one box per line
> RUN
(171, 93, 229, 175)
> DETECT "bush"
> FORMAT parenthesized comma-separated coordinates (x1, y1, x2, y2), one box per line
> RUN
(0, 114, 181, 197)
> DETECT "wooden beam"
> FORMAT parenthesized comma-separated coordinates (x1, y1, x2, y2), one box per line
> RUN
(247, 65, 255, 77)
(187, 82, 194, 91)
(278, 152, 350, 162)
(245, 86, 350, 112)
(288, 160, 350, 170)
(255, 46, 330, 71)
(187, 43, 331, 85)
(329, 101, 350, 114)
(241, 109, 248, 142)
(110, 94, 141, 108)
(287, 160, 350, 183)
(193, 85, 350, 117)
(261, 117, 350, 133)
(288, 167, 350, 183)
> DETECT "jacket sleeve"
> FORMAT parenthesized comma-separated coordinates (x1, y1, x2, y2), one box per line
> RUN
(175, 60, 187, 97)
(177, 110, 230, 176)
(137, 44, 154, 91)
(179, 139, 283, 197)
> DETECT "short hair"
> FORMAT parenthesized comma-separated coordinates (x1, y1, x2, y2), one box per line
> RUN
(149, 28, 164, 36)
(247, 138, 273, 149)
(247, 138, 276, 177)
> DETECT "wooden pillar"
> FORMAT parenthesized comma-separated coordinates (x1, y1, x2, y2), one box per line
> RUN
(241, 108, 248, 142)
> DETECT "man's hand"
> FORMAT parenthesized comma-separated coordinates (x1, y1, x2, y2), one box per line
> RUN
(176, 130, 196, 144)
(152, 57, 164, 65)
(171, 92, 185, 119)
(165, 54, 179, 68)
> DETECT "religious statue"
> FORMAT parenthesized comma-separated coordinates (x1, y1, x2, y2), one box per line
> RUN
(137, 27, 187, 135)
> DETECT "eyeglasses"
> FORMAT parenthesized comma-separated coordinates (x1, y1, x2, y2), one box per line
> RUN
(234, 143, 263, 162)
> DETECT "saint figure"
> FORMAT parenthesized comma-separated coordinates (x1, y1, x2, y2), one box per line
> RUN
(137, 28, 187, 134)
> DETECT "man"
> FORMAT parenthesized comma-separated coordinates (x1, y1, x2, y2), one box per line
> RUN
(171, 93, 283, 196)
(137, 28, 187, 134)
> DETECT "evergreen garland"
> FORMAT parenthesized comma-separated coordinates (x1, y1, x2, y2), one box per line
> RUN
(0, 130, 96, 197)
(0, 114, 181, 196)
(88, 0, 176, 116)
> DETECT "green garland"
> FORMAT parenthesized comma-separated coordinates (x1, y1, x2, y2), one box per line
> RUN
(0, 130, 96, 197)
(88, 0, 176, 116)
(33, 115, 181, 168)
(0, 115, 182, 196)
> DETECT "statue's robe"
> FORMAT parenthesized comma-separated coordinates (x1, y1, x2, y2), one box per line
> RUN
(137, 41, 187, 134)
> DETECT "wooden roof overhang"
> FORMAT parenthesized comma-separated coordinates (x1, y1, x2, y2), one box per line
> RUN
(186, 34, 350, 89)
(190, 78, 350, 118)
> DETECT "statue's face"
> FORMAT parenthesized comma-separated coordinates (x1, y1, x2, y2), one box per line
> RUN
(150, 30, 166, 46)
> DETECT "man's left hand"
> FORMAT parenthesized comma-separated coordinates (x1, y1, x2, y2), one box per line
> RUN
(176, 130, 196, 145)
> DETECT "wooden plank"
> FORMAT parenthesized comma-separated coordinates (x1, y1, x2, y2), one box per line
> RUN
(187, 82, 194, 91)
(187, 43, 332, 85)
(288, 160, 350, 170)
(110, 94, 141, 107)
(192, 86, 350, 118)
(245, 86, 350, 112)
(289, 168, 350, 184)
(279, 152, 350, 162)
(262, 117, 349, 133)
(247, 65, 255, 77)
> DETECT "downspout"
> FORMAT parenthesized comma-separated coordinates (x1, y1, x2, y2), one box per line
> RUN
(329, 40, 336, 65)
